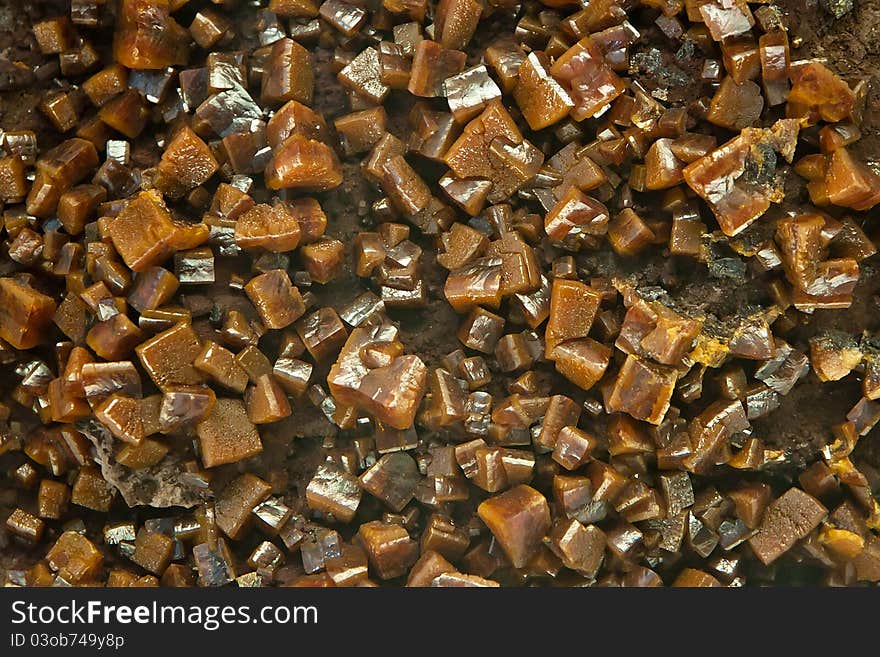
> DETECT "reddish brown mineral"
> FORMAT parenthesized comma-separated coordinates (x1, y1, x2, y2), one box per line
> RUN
(550, 37, 626, 121)
(606, 355, 678, 425)
(683, 120, 799, 236)
(265, 134, 343, 191)
(477, 485, 551, 568)
(244, 269, 305, 329)
(196, 398, 263, 468)
(328, 323, 427, 430)
(748, 488, 827, 565)
(0, 278, 57, 349)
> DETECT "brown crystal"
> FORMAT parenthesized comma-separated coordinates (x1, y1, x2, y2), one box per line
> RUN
(787, 61, 856, 124)
(550, 37, 626, 121)
(545, 187, 610, 242)
(0, 278, 57, 350)
(408, 40, 466, 98)
(335, 108, 388, 155)
(606, 355, 678, 425)
(683, 119, 799, 236)
(477, 484, 552, 568)
(748, 488, 827, 565)
(216, 473, 272, 540)
(155, 126, 219, 199)
(136, 322, 205, 389)
(196, 398, 263, 468)
(328, 323, 427, 430)
(306, 460, 362, 522)
(262, 38, 314, 105)
(545, 278, 600, 358)
(300, 238, 345, 284)
(245, 269, 305, 329)
(358, 520, 419, 579)
(265, 134, 343, 191)
(113, 0, 189, 70)
(47, 531, 103, 583)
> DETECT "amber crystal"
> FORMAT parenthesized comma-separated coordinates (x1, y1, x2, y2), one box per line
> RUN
(550, 37, 626, 121)
(300, 238, 345, 284)
(408, 40, 466, 98)
(155, 126, 218, 199)
(262, 38, 314, 105)
(135, 322, 204, 391)
(360, 453, 421, 512)
(477, 485, 551, 568)
(822, 147, 880, 211)
(108, 190, 207, 272)
(788, 61, 856, 124)
(358, 521, 419, 579)
(0, 278, 57, 350)
(47, 531, 103, 583)
(606, 355, 677, 425)
(328, 323, 426, 430)
(616, 293, 702, 366)
(644, 138, 686, 189)
(265, 134, 343, 191)
(748, 488, 827, 565)
(683, 119, 799, 236)
(245, 374, 292, 424)
(434, 0, 482, 49)
(245, 269, 305, 329)
(267, 100, 329, 148)
(513, 52, 573, 131)
(196, 398, 263, 468)
(306, 461, 361, 522)
(707, 77, 763, 130)
(445, 100, 543, 203)
(338, 48, 390, 104)
(545, 278, 600, 358)
(544, 187, 610, 241)
(159, 385, 216, 432)
(114, 0, 189, 70)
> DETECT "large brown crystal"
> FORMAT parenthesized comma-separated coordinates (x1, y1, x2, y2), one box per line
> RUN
(408, 40, 466, 98)
(0, 278, 57, 349)
(606, 355, 678, 425)
(477, 484, 551, 568)
(108, 190, 208, 272)
(245, 269, 305, 329)
(550, 37, 626, 121)
(544, 187, 610, 242)
(328, 322, 427, 430)
(306, 461, 362, 522)
(136, 322, 205, 389)
(445, 100, 543, 203)
(155, 126, 218, 199)
(787, 61, 856, 124)
(515, 52, 574, 130)
(545, 278, 601, 358)
(748, 488, 827, 565)
(113, 0, 190, 70)
(196, 398, 263, 468)
(265, 134, 343, 191)
(683, 119, 799, 236)
(358, 520, 419, 579)
(262, 38, 314, 105)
